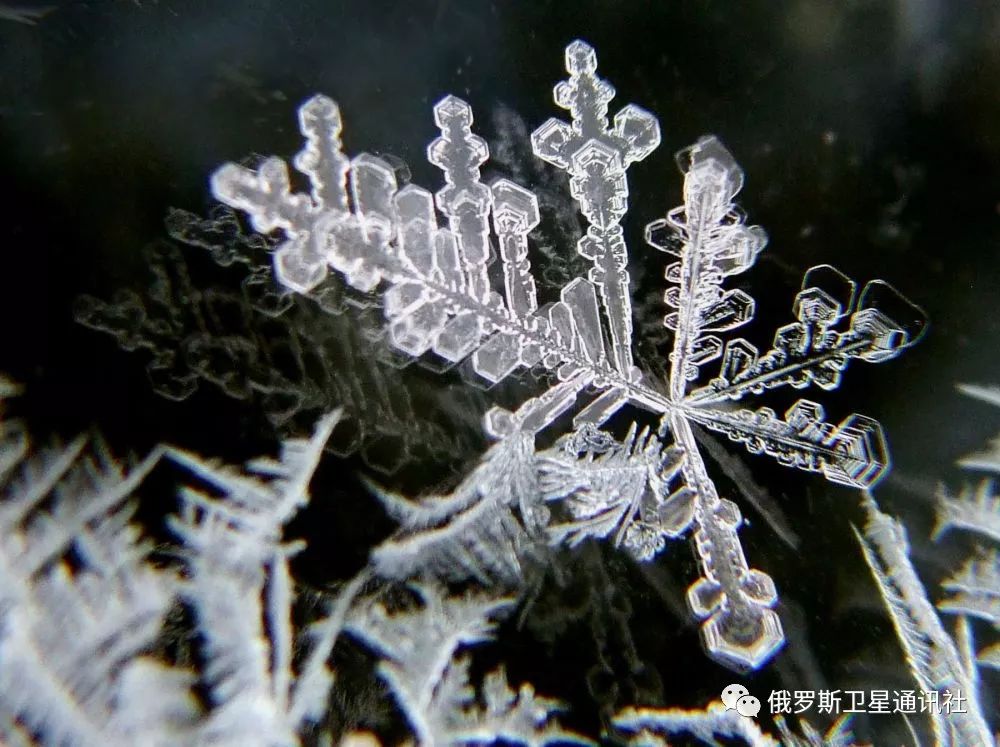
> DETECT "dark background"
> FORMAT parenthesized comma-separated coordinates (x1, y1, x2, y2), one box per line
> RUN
(2, 1, 999, 744)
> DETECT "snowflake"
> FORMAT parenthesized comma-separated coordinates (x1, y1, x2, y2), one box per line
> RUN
(211, 39, 926, 671)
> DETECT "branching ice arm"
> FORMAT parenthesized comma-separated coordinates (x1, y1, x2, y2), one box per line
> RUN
(531, 40, 660, 377)
(855, 494, 993, 747)
(668, 413, 783, 671)
(648, 137, 765, 401)
(689, 267, 927, 405)
(429, 95, 492, 302)
(293, 94, 351, 214)
(933, 481, 1000, 543)
(688, 399, 893, 489)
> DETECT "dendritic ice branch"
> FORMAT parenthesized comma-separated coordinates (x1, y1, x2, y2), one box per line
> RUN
(167, 410, 364, 745)
(855, 494, 994, 746)
(932, 383, 1000, 683)
(345, 583, 589, 746)
(0, 381, 373, 747)
(75, 209, 487, 476)
(0, 386, 187, 747)
(612, 701, 859, 747)
(210, 39, 925, 670)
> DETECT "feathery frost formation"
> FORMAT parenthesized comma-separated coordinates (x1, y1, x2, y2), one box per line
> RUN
(0, 378, 585, 745)
(0, 393, 364, 746)
(933, 384, 1000, 731)
(345, 583, 588, 746)
(853, 384, 1000, 745)
(612, 702, 858, 746)
(0, 381, 182, 746)
(212, 39, 925, 671)
(855, 495, 994, 746)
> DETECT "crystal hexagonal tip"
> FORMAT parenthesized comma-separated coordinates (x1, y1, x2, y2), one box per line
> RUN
(677, 135, 744, 200)
(798, 264, 857, 322)
(702, 606, 784, 671)
(300, 93, 341, 124)
(784, 399, 825, 430)
(491, 179, 541, 232)
(851, 279, 929, 361)
(484, 406, 516, 438)
(645, 218, 684, 256)
(433, 94, 473, 128)
(741, 569, 778, 606)
(530, 118, 574, 169)
(824, 414, 890, 488)
(275, 245, 327, 295)
(687, 577, 724, 618)
(565, 39, 598, 74)
(614, 104, 661, 162)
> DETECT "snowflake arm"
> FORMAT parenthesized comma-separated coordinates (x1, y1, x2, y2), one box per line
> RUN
(166, 411, 345, 743)
(210, 46, 671, 442)
(669, 411, 784, 671)
(0, 425, 187, 747)
(854, 493, 993, 747)
(531, 40, 660, 377)
(370, 431, 545, 585)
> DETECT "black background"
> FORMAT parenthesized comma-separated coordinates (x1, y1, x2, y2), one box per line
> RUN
(2, 1, 999, 744)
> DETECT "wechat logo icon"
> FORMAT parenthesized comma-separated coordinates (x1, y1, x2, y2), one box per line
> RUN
(722, 684, 761, 719)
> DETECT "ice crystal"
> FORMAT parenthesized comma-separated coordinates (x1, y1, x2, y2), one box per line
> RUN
(933, 384, 1000, 674)
(847, 383, 1000, 745)
(165, 410, 358, 744)
(210, 39, 925, 671)
(345, 583, 588, 746)
(0, 404, 183, 746)
(369, 431, 545, 585)
(854, 493, 995, 746)
(1, 378, 580, 745)
(538, 423, 693, 560)
(0, 389, 366, 746)
(612, 701, 858, 746)
(75, 209, 486, 475)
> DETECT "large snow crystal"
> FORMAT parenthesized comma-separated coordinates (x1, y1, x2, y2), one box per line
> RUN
(211, 39, 926, 671)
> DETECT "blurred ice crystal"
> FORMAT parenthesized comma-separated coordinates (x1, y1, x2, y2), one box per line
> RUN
(849, 387, 1000, 746)
(929, 384, 1000, 733)
(346, 583, 588, 746)
(211, 39, 926, 671)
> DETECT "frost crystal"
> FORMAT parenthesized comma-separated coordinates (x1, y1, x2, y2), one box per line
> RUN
(612, 701, 859, 746)
(0, 391, 365, 746)
(345, 583, 588, 746)
(211, 39, 925, 670)
(933, 384, 1000, 679)
(166, 410, 353, 744)
(75, 210, 486, 475)
(0, 383, 188, 747)
(855, 494, 994, 746)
